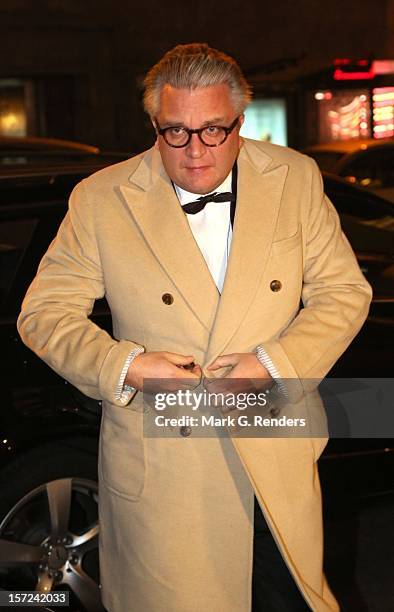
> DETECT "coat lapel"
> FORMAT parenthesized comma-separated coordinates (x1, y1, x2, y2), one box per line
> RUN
(119, 148, 220, 333)
(206, 142, 289, 364)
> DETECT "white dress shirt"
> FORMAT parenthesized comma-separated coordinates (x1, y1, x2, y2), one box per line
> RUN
(174, 172, 233, 293)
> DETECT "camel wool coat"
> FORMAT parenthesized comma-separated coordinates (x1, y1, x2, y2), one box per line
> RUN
(18, 138, 372, 611)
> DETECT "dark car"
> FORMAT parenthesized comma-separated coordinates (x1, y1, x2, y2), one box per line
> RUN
(321, 173, 393, 377)
(0, 166, 393, 611)
(303, 139, 394, 203)
(0, 165, 115, 611)
(0, 136, 128, 172)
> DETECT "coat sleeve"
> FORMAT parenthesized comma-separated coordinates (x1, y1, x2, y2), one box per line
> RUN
(17, 179, 144, 405)
(261, 158, 372, 398)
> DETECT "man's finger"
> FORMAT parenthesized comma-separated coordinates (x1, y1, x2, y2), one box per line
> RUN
(165, 353, 196, 366)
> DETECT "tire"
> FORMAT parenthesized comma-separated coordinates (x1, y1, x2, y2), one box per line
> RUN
(0, 442, 104, 612)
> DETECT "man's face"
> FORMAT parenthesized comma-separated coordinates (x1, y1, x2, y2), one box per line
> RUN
(154, 83, 244, 194)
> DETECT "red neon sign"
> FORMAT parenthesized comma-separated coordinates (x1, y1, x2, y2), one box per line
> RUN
(334, 68, 375, 80)
(333, 58, 375, 80)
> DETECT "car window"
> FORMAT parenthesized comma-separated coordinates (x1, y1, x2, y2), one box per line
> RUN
(0, 172, 89, 205)
(325, 178, 393, 219)
(324, 176, 394, 251)
(0, 218, 38, 304)
(0, 203, 67, 315)
(341, 150, 377, 180)
(341, 147, 394, 188)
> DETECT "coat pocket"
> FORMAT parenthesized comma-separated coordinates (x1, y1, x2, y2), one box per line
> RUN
(271, 225, 301, 256)
(99, 402, 145, 501)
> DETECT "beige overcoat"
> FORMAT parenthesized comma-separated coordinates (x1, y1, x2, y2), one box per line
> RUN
(18, 139, 372, 611)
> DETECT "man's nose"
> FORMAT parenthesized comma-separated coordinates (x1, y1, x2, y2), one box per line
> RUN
(185, 133, 206, 158)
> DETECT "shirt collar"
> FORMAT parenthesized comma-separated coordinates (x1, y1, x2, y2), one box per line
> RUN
(173, 170, 233, 206)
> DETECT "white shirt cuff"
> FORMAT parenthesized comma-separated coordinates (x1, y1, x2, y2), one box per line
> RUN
(255, 345, 288, 398)
(115, 346, 145, 404)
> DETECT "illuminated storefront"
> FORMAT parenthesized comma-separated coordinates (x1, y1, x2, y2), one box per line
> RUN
(0, 79, 30, 137)
(306, 60, 394, 145)
(240, 98, 287, 146)
(372, 87, 394, 139)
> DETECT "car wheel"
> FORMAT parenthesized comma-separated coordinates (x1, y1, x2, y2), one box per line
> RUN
(0, 443, 104, 611)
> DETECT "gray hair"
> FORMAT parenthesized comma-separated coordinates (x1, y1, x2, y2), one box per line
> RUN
(143, 43, 252, 117)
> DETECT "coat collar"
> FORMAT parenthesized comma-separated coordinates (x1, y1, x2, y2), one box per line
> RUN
(119, 140, 288, 352)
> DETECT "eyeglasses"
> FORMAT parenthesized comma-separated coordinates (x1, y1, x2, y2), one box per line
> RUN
(154, 116, 240, 148)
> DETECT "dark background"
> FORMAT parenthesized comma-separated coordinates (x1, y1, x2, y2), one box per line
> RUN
(1, 3, 393, 610)
(1, 0, 393, 152)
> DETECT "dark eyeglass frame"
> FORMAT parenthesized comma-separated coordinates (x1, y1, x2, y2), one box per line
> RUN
(154, 116, 240, 148)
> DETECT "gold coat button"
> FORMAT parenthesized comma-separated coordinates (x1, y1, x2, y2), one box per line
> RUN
(162, 293, 174, 305)
(270, 280, 282, 292)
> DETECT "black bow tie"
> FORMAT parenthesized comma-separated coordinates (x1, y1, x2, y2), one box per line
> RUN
(182, 191, 236, 215)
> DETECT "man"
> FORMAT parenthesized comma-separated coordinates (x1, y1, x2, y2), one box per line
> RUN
(18, 44, 371, 611)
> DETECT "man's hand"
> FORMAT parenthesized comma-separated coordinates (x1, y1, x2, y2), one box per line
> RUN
(204, 353, 273, 395)
(125, 351, 202, 392)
